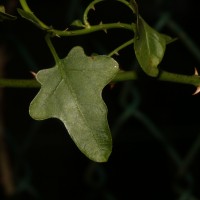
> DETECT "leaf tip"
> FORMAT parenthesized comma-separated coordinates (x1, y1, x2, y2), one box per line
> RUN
(30, 71, 37, 78)
(88, 149, 112, 163)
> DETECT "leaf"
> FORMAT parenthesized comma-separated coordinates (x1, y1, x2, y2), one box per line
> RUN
(0, 6, 4, 12)
(71, 19, 85, 28)
(29, 46, 119, 162)
(17, 8, 49, 30)
(134, 17, 173, 77)
(0, 5, 16, 21)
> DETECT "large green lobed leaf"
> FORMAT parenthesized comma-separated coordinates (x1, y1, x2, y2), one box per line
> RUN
(29, 46, 119, 162)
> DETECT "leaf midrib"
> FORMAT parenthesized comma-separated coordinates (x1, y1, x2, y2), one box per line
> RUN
(59, 62, 104, 151)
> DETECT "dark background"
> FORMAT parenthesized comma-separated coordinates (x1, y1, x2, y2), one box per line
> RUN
(1, 0, 200, 199)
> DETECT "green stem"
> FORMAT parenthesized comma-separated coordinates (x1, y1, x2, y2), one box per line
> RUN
(83, 0, 103, 27)
(113, 70, 138, 82)
(50, 23, 134, 37)
(19, 0, 135, 36)
(19, 0, 32, 12)
(19, 0, 49, 30)
(116, 0, 135, 12)
(82, 0, 135, 28)
(0, 79, 40, 88)
(108, 39, 134, 57)
(113, 70, 200, 87)
(158, 70, 200, 87)
(45, 34, 59, 64)
(1, 70, 199, 88)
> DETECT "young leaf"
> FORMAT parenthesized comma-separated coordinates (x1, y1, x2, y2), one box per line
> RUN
(29, 46, 119, 162)
(0, 6, 16, 21)
(71, 19, 85, 28)
(17, 8, 49, 30)
(134, 17, 173, 77)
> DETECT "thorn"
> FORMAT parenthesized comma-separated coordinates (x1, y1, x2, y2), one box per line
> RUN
(99, 21, 107, 33)
(194, 67, 199, 76)
(109, 83, 115, 89)
(114, 52, 119, 56)
(65, 28, 69, 31)
(192, 68, 200, 95)
(103, 29, 107, 34)
(30, 71, 37, 78)
(193, 86, 200, 95)
(55, 34, 61, 38)
(91, 6, 95, 11)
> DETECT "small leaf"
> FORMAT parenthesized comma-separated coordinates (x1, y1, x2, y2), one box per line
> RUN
(0, 5, 16, 21)
(134, 17, 173, 77)
(0, 6, 4, 12)
(29, 46, 119, 162)
(17, 8, 49, 30)
(71, 19, 85, 28)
